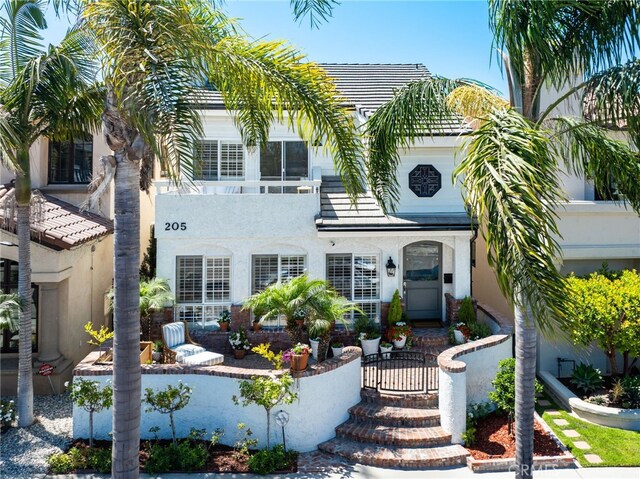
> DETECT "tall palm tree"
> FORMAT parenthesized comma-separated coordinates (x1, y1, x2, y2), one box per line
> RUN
(362, 2, 640, 478)
(74, 0, 364, 475)
(0, 0, 102, 427)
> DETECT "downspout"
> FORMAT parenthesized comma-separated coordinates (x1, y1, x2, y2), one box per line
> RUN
(469, 219, 478, 298)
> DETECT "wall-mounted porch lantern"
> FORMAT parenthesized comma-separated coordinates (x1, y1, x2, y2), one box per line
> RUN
(386, 257, 397, 277)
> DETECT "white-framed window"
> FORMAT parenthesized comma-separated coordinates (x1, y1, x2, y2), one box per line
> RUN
(194, 140, 244, 180)
(175, 255, 231, 330)
(251, 254, 306, 328)
(326, 254, 380, 324)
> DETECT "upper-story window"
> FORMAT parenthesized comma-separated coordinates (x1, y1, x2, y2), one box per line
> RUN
(48, 136, 93, 184)
(194, 140, 244, 180)
(260, 141, 309, 193)
(1, 258, 38, 353)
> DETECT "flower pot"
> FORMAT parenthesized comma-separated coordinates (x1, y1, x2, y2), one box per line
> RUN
(361, 337, 381, 356)
(392, 335, 407, 349)
(453, 329, 465, 344)
(233, 349, 247, 359)
(310, 339, 320, 360)
(152, 351, 162, 362)
(219, 322, 229, 332)
(380, 345, 393, 359)
(331, 346, 344, 357)
(290, 352, 309, 372)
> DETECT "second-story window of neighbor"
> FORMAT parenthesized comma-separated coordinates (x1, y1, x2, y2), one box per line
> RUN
(194, 140, 245, 181)
(48, 136, 93, 184)
(260, 141, 309, 193)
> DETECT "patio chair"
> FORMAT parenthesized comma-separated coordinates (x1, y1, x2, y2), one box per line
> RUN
(161, 321, 206, 363)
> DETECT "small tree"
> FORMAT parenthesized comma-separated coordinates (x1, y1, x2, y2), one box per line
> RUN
(84, 322, 114, 350)
(68, 378, 113, 447)
(387, 290, 402, 325)
(565, 270, 640, 376)
(144, 382, 192, 447)
(233, 344, 297, 449)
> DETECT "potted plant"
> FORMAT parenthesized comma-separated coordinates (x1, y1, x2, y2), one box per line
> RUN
(293, 308, 306, 328)
(331, 341, 344, 357)
(283, 343, 312, 372)
(252, 318, 262, 332)
(229, 327, 251, 359)
(218, 310, 231, 332)
(387, 321, 411, 349)
(454, 322, 470, 344)
(309, 337, 320, 360)
(152, 340, 163, 362)
(380, 341, 393, 358)
(355, 316, 381, 356)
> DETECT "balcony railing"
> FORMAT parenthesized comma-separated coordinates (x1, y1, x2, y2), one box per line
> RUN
(156, 179, 321, 195)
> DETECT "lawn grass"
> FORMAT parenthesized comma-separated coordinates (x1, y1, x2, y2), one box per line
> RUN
(537, 393, 640, 467)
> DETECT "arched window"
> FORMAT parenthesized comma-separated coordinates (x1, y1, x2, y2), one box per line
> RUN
(0, 259, 38, 353)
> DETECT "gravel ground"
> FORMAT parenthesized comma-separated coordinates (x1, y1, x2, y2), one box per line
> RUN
(0, 393, 73, 479)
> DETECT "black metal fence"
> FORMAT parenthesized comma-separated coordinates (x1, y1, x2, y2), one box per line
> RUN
(362, 351, 439, 394)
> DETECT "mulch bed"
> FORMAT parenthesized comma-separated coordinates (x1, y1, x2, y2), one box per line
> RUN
(466, 414, 563, 460)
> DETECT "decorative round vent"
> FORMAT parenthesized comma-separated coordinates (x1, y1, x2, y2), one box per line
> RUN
(409, 164, 441, 198)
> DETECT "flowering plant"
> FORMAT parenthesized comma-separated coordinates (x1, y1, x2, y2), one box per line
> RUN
(218, 310, 231, 324)
(282, 343, 311, 363)
(387, 321, 411, 341)
(0, 399, 16, 432)
(456, 322, 471, 339)
(229, 327, 251, 351)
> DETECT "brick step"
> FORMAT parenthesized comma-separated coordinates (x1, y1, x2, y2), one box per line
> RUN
(411, 334, 450, 349)
(336, 420, 451, 447)
(318, 438, 469, 469)
(349, 403, 440, 427)
(359, 389, 438, 409)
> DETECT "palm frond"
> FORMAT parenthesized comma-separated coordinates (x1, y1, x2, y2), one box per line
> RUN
(290, 0, 338, 29)
(553, 117, 640, 214)
(446, 84, 509, 127)
(365, 76, 465, 211)
(0, 293, 21, 332)
(454, 108, 567, 330)
(490, 0, 640, 89)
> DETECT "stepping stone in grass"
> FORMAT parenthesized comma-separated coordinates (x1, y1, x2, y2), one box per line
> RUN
(553, 418, 569, 426)
(562, 429, 580, 438)
(538, 399, 551, 406)
(584, 454, 603, 464)
(546, 410, 561, 416)
(573, 441, 591, 450)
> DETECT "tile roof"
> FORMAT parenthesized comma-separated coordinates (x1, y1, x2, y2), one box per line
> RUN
(192, 63, 467, 133)
(0, 185, 113, 250)
(316, 177, 473, 231)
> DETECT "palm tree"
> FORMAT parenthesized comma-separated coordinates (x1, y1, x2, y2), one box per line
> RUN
(307, 293, 358, 361)
(74, 0, 364, 475)
(362, 3, 640, 478)
(0, 0, 102, 427)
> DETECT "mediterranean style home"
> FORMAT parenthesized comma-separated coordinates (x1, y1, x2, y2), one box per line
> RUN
(0, 135, 155, 394)
(154, 64, 474, 332)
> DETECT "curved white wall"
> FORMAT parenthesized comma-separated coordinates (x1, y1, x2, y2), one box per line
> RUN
(73, 357, 361, 452)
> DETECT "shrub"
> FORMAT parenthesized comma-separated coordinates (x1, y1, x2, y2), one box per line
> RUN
(87, 447, 112, 473)
(144, 382, 192, 447)
(144, 443, 174, 473)
(570, 363, 604, 396)
(1, 399, 16, 432)
(48, 452, 75, 474)
(387, 289, 403, 325)
(621, 376, 640, 409)
(468, 321, 491, 340)
(489, 358, 543, 417)
(462, 402, 491, 446)
(248, 444, 298, 475)
(457, 296, 475, 324)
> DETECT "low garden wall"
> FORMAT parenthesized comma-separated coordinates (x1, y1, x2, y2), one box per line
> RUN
(72, 347, 362, 452)
(539, 370, 640, 431)
(438, 304, 513, 444)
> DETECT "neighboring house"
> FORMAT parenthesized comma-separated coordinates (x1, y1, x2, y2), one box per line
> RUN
(0, 135, 155, 394)
(473, 86, 640, 376)
(155, 64, 475, 333)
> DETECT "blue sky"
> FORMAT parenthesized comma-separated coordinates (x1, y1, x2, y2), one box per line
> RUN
(42, 0, 508, 94)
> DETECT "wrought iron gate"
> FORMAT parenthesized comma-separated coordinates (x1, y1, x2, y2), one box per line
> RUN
(362, 351, 438, 394)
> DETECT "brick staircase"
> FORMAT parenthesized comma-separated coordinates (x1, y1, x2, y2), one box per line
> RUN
(318, 388, 469, 469)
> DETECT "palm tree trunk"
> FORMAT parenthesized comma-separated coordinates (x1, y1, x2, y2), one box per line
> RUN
(111, 151, 141, 478)
(15, 156, 34, 428)
(514, 302, 536, 479)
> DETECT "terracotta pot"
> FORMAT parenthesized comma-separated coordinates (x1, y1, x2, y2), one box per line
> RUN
(253, 322, 261, 332)
(290, 352, 309, 372)
(219, 322, 229, 332)
(233, 349, 247, 359)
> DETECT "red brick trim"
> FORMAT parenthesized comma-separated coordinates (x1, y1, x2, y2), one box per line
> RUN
(74, 346, 362, 379)
(437, 302, 513, 373)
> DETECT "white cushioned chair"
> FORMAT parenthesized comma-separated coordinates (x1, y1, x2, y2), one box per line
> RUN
(161, 321, 206, 363)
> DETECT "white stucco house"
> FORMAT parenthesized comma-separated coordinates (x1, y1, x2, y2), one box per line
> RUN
(155, 64, 475, 331)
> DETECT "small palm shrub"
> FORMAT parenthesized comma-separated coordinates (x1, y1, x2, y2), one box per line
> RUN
(570, 363, 604, 396)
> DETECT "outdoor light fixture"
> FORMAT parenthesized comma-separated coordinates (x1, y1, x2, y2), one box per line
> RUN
(386, 257, 397, 277)
(0, 241, 17, 248)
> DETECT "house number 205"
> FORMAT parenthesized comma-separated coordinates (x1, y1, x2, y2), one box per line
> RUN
(164, 222, 187, 231)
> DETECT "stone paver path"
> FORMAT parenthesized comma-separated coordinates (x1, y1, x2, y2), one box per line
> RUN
(562, 429, 580, 438)
(553, 418, 569, 426)
(546, 410, 561, 416)
(584, 453, 604, 464)
(573, 441, 591, 450)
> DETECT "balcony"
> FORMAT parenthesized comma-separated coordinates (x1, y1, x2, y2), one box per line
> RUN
(154, 179, 321, 239)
